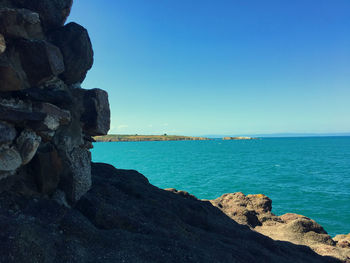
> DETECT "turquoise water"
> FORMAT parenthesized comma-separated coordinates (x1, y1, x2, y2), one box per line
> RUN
(92, 137, 350, 236)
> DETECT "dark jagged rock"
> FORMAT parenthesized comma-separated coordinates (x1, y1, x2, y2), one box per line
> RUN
(11, 0, 72, 32)
(0, 104, 46, 124)
(0, 163, 340, 263)
(0, 0, 100, 204)
(30, 143, 62, 194)
(16, 129, 41, 164)
(33, 102, 71, 125)
(50, 22, 93, 84)
(0, 121, 16, 144)
(0, 0, 347, 262)
(0, 8, 44, 39)
(0, 63, 22, 91)
(11, 86, 73, 107)
(59, 147, 91, 203)
(0, 147, 21, 171)
(0, 50, 25, 91)
(17, 39, 65, 86)
(81, 88, 110, 136)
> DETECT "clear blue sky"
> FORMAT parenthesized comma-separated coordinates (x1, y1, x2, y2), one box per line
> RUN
(69, 0, 350, 136)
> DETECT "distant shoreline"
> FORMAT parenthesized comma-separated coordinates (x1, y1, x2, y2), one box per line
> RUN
(93, 134, 350, 142)
(93, 134, 210, 142)
(222, 136, 258, 140)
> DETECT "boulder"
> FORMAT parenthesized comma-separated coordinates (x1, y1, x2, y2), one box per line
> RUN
(0, 0, 107, 205)
(80, 88, 110, 136)
(0, 100, 63, 132)
(0, 8, 43, 39)
(0, 53, 23, 91)
(29, 115, 60, 132)
(11, 0, 73, 32)
(34, 102, 71, 125)
(50, 22, 93, 84)
(31, 143, 62, 194)
(0, 33, 5, 54)
(0, 104, 46, 125)
(210, 192, 280, 227)
(16, 129, 41, 165)
(27, 103, 71, 132)
(0, 121, 16, 144)
(0, 147, 22, 172)
(60, 147, 91, 203)
(12, 86, 73, 107)
(0, 64, 22, 91)
(17, 39, 65, 86)
(211, 192, 350, 262)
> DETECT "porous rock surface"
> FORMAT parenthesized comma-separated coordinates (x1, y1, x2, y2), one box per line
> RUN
(0, 0, 347, 262)
(0, 0, 110, 203)
(210, 192, 350, 262)
(0, 162, 340, 262)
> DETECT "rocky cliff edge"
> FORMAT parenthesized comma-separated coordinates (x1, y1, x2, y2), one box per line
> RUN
(0, 0, 347, 262)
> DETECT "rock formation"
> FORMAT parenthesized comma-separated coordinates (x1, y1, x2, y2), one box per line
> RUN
(210, 192, 350, 262)
(0, 1, 347, 262)
(0, 0, 110, 204)
(0, 162, 340, 262)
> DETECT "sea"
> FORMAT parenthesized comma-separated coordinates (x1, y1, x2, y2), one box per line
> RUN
(92, 136, 350, 237)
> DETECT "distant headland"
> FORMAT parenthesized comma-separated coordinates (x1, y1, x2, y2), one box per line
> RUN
(93, 134, 210, 142)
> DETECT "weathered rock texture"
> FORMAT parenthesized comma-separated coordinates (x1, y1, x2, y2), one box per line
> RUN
(0, 163, 341, 262)
(0, 1, 347, 262)
(0, 0, 110, 204)
(210, 192, 350, 262)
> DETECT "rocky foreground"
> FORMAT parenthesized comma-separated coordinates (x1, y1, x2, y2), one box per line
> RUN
(0, 0, 349, 262)
(0, 162, 345, 263)
(209, 192, 350, 262)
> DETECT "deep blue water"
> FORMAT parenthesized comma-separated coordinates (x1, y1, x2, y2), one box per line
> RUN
(92, 137, 350, 236)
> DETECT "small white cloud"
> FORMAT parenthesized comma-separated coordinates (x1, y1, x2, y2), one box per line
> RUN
(162, 123, 169, 126)
(117, 124, 129, 129)
(148, 124, 153, 127)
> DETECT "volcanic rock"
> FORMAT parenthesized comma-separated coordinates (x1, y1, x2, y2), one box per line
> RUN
(0, 0, 102, 205)
(0, 51, 24, 91)
(0, 8, 43, 39)
(12, 86, 73, 107)
(50, 22, 93, 84)
(34, 102, 71, 125)
(30, 143, 62, 194)
(0, 121, 16, 144)
(0, 0, 346, 261)
(0, 64, 22, 91)
(0, 103, 46, 124)
(11, 0, 73, 32)
(81, 88, 110, 136)
(17, 39, 65, 86)
(16, 129, 41, 165)
(0, 147, 21, 172)
(1, 163, 337, 263)
(59, 147, 91, 203)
